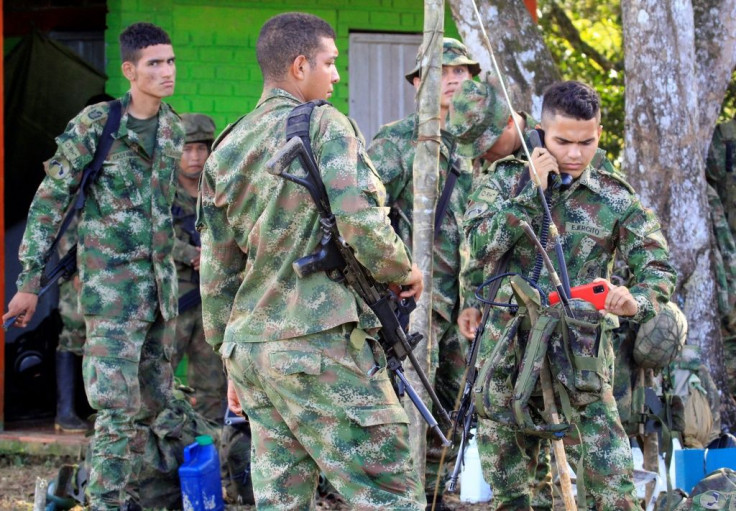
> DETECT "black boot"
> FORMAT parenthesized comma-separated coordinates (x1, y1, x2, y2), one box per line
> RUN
(55, 351, 89, 433)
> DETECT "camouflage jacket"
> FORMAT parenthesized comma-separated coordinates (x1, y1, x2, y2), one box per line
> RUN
(464, 154, 676, 357)
(198, 88, 413, 348)
(706, 119, 736, 233)
(367, 114, 472, 323)
(707, 183, 736, 321)
(17, 92, 183, 321)
(171, 183, 200, 296)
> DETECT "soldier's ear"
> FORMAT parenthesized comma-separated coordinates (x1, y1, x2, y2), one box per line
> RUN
(122, 61, 136, 81)
(291, 55, 309, 81)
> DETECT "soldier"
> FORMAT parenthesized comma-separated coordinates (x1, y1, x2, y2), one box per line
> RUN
(198, 12, 426, 510)
(170, 112, 227, 421)
(3, 23, 183, 510)
(705, 117, 736, 397)
(53, 217, 90, 433)
(367, 40, 508, 505)
(463, 80, 677, 510)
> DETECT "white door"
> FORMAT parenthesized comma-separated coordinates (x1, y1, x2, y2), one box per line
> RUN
(349, 32, 423, 143)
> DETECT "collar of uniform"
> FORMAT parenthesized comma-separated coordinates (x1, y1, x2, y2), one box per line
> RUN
(257, 87, 301, 109)
(572, 165, 601, 195)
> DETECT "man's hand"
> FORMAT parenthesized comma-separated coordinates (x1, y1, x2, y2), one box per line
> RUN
(457, 307, 481, 340)
(3, 292, 39, 328)
(530, 147, 559, 191)
(191, 247, 201, 271)
(227, 379, 243, 416)
(596, 278, 638, 317)
(398, 263, 424, 300)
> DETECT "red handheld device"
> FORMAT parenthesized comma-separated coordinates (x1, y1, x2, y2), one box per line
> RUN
(549, 282, 609, 310)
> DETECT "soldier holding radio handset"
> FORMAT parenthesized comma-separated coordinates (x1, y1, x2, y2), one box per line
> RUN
(459, 80, 677, 510)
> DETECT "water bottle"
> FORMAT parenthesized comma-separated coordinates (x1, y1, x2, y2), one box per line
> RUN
(460, 428, 493, 503)
(179, 435, 225, 511)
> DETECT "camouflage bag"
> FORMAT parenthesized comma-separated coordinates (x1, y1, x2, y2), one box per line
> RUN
(475, 277, 612, 437)
(135, 396, 221, 509)
(634, 302, 688, 370)
(654, 468, 736, 511)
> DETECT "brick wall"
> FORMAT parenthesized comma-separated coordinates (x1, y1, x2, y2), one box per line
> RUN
(106, 0, 460, 130)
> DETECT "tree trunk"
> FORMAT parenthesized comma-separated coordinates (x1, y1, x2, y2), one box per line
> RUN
(448, 0, 559, 116)
(621, 0, 736, 408)
(407, 0, 444, 481)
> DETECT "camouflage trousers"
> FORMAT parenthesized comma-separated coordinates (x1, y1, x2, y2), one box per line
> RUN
(171, 303, 227, 421)
(478, 382, 641, 511)
(58, 280, 85, 355)
(724, 334, 736, 397)
(83, 314, 176, 510)
(223, 324, 426, 511)
(425, 312, 468, 493)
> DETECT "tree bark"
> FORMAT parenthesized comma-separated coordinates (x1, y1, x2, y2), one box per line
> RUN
(621, 0, 736, 403)
(407, 0, 444, 482)
(448, 0, 560, 117)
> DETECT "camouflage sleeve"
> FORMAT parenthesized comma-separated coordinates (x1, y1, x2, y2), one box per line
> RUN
(617, 199, 677, 324)
(707, 184, 736, 314)
(463, 162, 541, 294)
(314, 108, 412, 284)
(56, 214, 79, 258)
(198, 157, 247, 350)
(366, 134, 408, 206)
(17, 108, 101, 293)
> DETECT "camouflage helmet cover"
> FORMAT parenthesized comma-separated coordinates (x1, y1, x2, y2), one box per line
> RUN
(404, 37, 481, 84)
(181, 113, 216, 144)
(447, 77, 511, 158)
(634, 301, 688, 369)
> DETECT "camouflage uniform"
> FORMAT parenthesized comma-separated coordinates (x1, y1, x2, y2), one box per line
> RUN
(705, 121, 736, 395)
(16, 92, 183, 509)
(464, 153, 677, 510)
(171, 177, 226, 421)
(57, 216, 85, 355)
(198, 88, 425, 510)
(367, 114, 471, 488)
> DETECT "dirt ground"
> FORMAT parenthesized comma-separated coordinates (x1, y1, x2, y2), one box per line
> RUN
(0, 454, 491, 511)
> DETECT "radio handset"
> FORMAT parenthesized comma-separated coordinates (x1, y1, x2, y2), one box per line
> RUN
(527, 128, 572, 190)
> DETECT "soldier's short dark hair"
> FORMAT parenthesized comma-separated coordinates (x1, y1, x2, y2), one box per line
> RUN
(541, 81, 601, 122)
(119, 22, 172, 64)
(256, 12, 336, 82)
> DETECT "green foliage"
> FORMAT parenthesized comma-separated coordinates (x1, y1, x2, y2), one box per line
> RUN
(720, 69, 736, 123)
(538, 0, 625, 165)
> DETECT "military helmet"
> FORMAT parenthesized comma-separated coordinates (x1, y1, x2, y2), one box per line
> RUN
(404, 37, 481, 84)
(634, 301, 688, 369)
(181, 113, 216, 144)
(447, 78, 511, 158)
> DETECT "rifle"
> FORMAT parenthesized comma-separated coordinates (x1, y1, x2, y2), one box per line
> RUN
(448, 251, 511, 492)
(266, 136, 452, 446)
(3, 245, 78, 330)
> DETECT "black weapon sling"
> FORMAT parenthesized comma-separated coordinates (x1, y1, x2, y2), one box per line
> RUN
(46, 100, 122, 263)
(433, 131, 461, 237)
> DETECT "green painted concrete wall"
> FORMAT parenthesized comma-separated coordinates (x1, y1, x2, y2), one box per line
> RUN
(106, 0, 460, 130)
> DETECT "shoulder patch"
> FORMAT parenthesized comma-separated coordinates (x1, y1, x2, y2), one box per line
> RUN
(465, 201, 489, 220)
(80, 104, 107, 125)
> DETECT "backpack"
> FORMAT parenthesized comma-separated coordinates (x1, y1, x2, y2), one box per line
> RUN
(654, 468, 736, 511)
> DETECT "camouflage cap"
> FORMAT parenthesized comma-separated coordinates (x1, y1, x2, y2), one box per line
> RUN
(404, 37, 481, 84)
(181, 113, 216, 144)
(447, 78, 511, 158)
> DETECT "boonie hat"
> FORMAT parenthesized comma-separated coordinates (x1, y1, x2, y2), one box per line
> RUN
(404, 37, 481, 84)
(447, 78, 510, 158)
(181, 113, 216, 144)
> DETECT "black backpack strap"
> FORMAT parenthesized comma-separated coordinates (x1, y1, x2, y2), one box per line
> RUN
(433, 132, 460, 237)
(46, 99, 122, 262)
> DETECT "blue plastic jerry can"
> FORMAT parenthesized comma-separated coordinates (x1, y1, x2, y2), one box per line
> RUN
(179, 435, 225, 511)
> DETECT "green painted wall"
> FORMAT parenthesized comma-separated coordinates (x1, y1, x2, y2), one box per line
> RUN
(106, 0, 460, 130)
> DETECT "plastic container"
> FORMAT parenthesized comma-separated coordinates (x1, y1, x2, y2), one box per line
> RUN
(460, 428, 493, 503)
(179, 435, 225, 511)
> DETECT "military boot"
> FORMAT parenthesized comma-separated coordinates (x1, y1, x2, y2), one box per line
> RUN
(55, 351, 89, 433)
